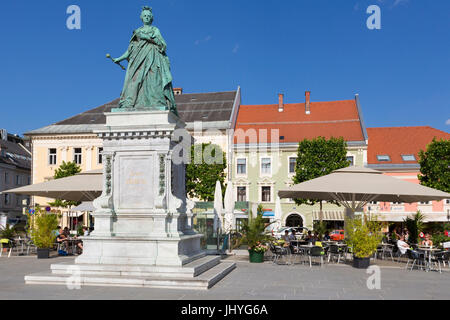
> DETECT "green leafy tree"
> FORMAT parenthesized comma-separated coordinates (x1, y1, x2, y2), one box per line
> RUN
(293, 137, 351, 218)
(48, 161, 81, 208)
(345, 216, 383, 258)
(28, 206, 59, 249)
(186, 143, 227, 201)
(418, 138, 450, 193)
(404, 211, 425, 244)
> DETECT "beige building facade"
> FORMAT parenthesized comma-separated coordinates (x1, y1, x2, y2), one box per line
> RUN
(26, 89, 241, 214)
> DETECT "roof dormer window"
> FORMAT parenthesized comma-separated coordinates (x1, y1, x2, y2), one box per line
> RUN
(377, 155, 391, 162)
(401, 155, 416, 162)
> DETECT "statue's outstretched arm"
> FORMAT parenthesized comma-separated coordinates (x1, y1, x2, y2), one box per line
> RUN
(114, 50, 130, 63)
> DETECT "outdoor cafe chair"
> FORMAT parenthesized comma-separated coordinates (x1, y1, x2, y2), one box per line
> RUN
(428, 251, 444, 273)
(270, 244, 290, 265)
(25, 240, 37, 255)
(0, 239, 12, 258)
(432, 251, 450, 271)
(375, 245, 384, 260)
(381, 244, 394, 261)
(328, 244, 344, 264)
(405, 249, 426, 271)
(308, 246, 325, 268)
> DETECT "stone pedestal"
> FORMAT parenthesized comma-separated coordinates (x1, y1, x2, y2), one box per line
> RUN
(25, 111, 235, 289)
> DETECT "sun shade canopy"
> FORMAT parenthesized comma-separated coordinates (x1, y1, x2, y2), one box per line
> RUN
(2, 170, 102, 202)
(278, 166, 450, 211)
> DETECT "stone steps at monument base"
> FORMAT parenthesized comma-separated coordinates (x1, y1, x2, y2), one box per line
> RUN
(25, 262, 236, 290)
(50, 255, 221, 278)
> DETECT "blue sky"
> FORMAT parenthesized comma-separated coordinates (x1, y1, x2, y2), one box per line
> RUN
(0, 0, 449, 135)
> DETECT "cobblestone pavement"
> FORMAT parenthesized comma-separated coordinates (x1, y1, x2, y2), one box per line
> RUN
(0, 254, 448, 300)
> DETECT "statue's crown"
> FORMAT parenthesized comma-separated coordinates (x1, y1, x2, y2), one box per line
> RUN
(142, 6, 152, 12)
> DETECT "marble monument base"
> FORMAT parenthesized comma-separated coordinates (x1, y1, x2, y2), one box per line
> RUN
(25, 256, 236, 290)
(25, 110, 235, 289)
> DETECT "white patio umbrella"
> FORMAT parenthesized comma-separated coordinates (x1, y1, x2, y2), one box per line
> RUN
(279, 166, 450, 219)
(223, 181, 235, 234)
(213, 181, 223, 232)
(274, 196, 283, 231)
(223, 181, 235, 254)
(3, 170, 102, 202)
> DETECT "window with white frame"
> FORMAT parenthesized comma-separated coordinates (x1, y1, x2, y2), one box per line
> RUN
(4, 172, 9, 184)
(98, 148, 103, 164)
(289, 157, 297, 174)
(237, 158, 247, 175)
(74, 148, 82, 165)
(15, 175, 20, 185)
(261, 186, 271, 202)
(261, 158, 271, 175)
(49, 148, 57, 165)
(237, 187, 247, 202)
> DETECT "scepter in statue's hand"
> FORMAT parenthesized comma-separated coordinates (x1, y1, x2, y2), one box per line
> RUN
(106, 54, 126, 71)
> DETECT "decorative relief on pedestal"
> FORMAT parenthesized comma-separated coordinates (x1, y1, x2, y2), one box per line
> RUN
(93, 153, 115, 211)
(159, 154, 165, 196)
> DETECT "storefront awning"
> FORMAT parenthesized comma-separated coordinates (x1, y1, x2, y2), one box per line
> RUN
(313, 211, 345, 221)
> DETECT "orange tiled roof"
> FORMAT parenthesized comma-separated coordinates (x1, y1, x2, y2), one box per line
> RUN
(234, 99, 365, 144)
(367, 126, 450, 165)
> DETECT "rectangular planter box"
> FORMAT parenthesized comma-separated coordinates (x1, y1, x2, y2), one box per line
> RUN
(37, 248, 50, 259)
(353, 257, 370, 269)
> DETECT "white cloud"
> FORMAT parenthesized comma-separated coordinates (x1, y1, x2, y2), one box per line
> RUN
(446, 119, 450, 126)
(393, 0, 409, 6)
(194, 36, 212, 46)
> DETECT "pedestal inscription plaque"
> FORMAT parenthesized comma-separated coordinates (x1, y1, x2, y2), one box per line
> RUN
(118, 155, 154, 209)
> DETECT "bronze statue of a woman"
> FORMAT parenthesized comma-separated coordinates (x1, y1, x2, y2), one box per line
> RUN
(112, 6, 177, 115)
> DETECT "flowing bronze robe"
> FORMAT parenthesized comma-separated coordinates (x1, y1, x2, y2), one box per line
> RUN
(119, 26, 177, 115)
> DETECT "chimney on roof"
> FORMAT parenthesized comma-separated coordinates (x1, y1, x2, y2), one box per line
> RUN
(173, 87, 183, 95)
(278, 93, 284, 112)
(305, 91, 311, 115)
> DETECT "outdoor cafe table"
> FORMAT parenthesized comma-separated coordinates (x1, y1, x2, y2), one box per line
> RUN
(418, 246, 441, 271)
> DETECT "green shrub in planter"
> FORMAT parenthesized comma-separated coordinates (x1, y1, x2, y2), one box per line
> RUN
(28, 207, 59, 249)
(0, 224, 17, 241)
(235, 205, 274, 262)
(345, 216, 382, 261)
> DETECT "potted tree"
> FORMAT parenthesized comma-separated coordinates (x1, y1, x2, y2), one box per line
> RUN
(345, 216, 382, 269)
(236, 207, 273, 263)
(404, 211, 425, 245)
(28, 207, 59, 259)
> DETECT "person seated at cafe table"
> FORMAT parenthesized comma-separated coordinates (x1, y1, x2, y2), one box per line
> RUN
(63, 227, 70, 238)
(305, 231, 315, 244)
(421, 234, 433, 247)
(396, 235, 411, 255)
(281, 231, 293, 252)
(56, 227, 66, 243)
(323, 231, 331, 241)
